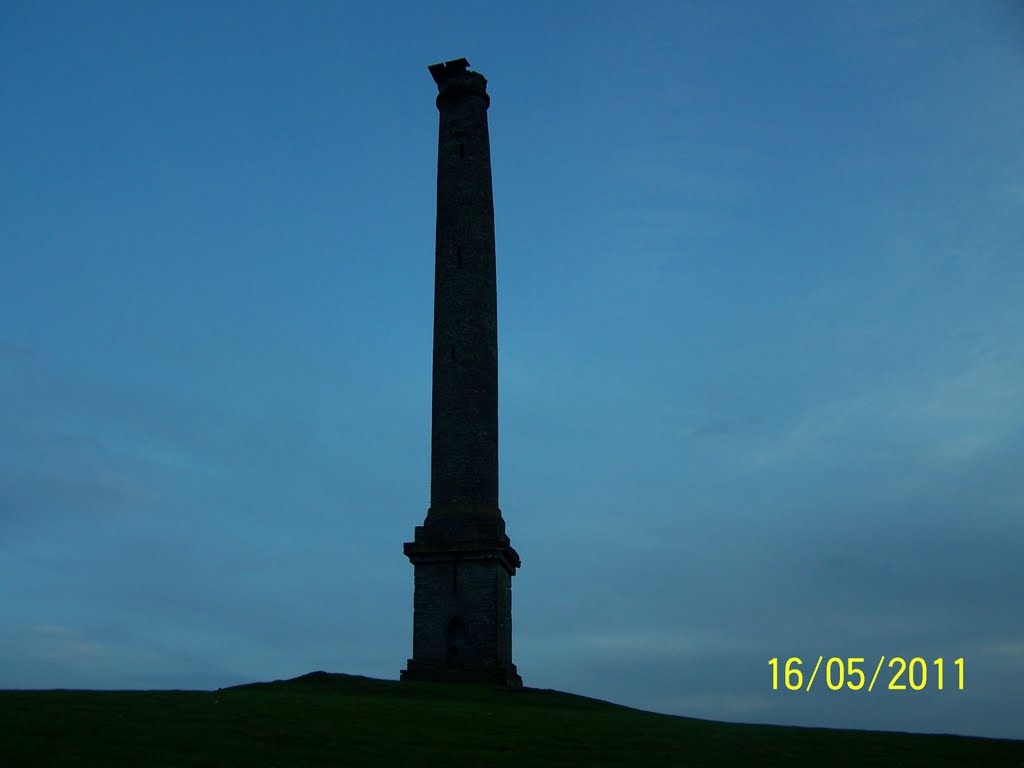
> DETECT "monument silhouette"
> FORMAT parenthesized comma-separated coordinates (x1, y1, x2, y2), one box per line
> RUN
(402, 58, 522, 686)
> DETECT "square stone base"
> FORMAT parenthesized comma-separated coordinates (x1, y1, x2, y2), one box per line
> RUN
(403, 520, 521, 687)
(401, 659, 522, 687)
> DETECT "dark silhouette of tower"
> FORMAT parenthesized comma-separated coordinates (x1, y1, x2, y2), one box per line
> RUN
(402, 58, 522, 686)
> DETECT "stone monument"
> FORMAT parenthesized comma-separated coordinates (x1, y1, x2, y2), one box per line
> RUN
(401, 58, 522, 686)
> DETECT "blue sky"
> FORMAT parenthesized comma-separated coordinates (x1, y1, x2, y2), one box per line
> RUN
(2, 0, 1023, 741)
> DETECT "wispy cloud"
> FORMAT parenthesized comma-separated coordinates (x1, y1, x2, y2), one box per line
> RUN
(20, 625, 108, 661)
(741, 345, 1024, 480)
(582, 628, 742, 660)
(648, 693, 776, 718)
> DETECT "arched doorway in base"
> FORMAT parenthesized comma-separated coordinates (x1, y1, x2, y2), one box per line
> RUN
(445, 616, 466, 668)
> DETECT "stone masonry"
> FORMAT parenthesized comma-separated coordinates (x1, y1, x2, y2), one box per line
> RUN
(402, 58, 522, 687)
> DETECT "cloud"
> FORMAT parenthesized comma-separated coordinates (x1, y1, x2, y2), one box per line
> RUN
(0, 625, 112, 688)
(648, 693, 776, 718)
(973, 641, 1024, 660)
(741, 342, 1024, 482)
(19, 625, 107, 661)
(690, 422, 732, 439)
(581, 628, 740, 660)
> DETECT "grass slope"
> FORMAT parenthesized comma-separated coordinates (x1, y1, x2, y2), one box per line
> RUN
(1, 671, 1021, 767)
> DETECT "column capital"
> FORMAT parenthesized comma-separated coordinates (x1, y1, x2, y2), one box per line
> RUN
(428, 57, 489, 110)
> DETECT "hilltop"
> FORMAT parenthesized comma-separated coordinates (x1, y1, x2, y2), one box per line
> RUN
(1, 671, 1021, 766)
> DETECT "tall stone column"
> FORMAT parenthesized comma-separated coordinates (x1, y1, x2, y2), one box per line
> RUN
(402, 58, 522, 687)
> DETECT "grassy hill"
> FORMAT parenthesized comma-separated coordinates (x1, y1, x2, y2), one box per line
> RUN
(1, 671, 1021, 767)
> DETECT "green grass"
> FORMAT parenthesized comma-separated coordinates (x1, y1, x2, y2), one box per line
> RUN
(1, 671, 1021, 767)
